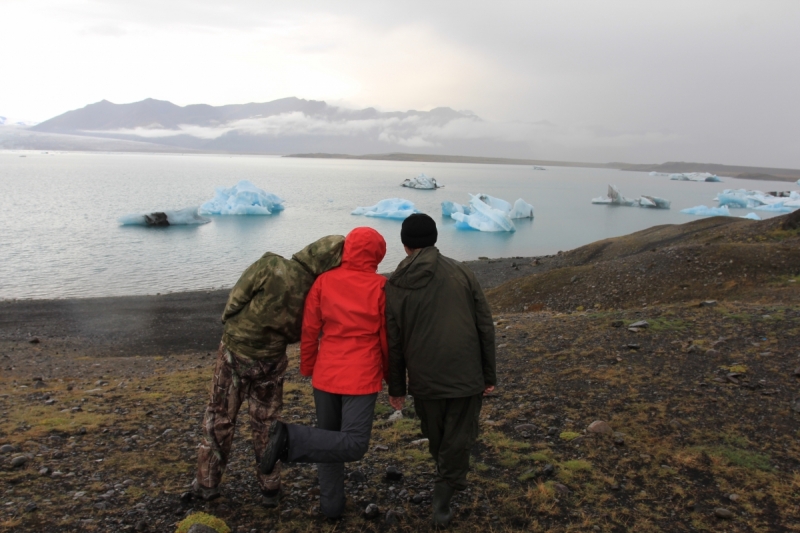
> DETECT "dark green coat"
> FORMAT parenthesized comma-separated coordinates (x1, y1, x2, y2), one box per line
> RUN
(221, 235, 344, 360)
(386, 247, 496, 399)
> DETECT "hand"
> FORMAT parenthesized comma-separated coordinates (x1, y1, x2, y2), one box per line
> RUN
(483, 385, 495, 396)
(389, 396, 406, 411)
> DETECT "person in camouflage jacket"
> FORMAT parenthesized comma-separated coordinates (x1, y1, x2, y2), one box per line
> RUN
(193, 235, 344, 506)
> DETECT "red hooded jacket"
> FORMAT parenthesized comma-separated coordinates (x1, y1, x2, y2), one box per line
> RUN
(300, 227, 388, 395)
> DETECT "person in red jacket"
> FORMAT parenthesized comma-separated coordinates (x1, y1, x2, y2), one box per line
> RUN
(260, 226, 387, 518)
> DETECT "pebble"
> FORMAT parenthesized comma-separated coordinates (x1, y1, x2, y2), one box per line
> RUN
(628, 320, 649, 329)
(29, 337, 40, 344)
(409, 438, 429, 446)
(73, 491, 86, 499)
(24, 502, 38, 513)
(348, 471, 367, 483)
(728, 493, 740, 502)
(542, 464, 555, 476)
(33, 381, 47, 389)
(385, 466, 403, 481)
(714, 507, 734, 519)
(611, 320, 624, 328)
(514, 423, 537, 433)
(385, 509, 402, 524)
(398, 489, 408, 499)
(10, 455, 29, 468)
(373, 444, 389, 451)
(187, 525, 218, 533)
(363, 503, 380, 519)
(587, 420, 613, 435)
(553, 483, 571, 494)
(388, 410, 404, 422)
(613, 432, 626, 446)
(0, 445, 14, 454)
(162, 429, 174, 437)
(39, 467, 51, 476)
(45, 399, 56, 405)
(699, 300, 718, 307)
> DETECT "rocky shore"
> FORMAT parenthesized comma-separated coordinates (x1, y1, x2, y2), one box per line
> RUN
(1, 212, 799, 532)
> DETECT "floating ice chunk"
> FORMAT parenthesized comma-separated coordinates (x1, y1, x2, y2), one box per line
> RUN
(740, 212, 761, 220)
(670, 172, 721, 182)
(352, 198, 419, 220)
(533, 166, 546, 170)
(199, 180, 284, 215)
(715, 189, 800, 211)
(509, 198, 535, 219)
(680, 205, 731, 216)
(607, 185, 638, 206)
(441, 201, 470, 217)
(451, 194, 516, 232)
(475, 194, 513, 213)
(401, 173, 443, 189)
(717, 192, 750, 208)
(119, 207, 210, 226)
(591, 196, 612, 204)
(754, 202, 796, 213)
(649, 171, 669, 176)
(640, 195, 671, 209)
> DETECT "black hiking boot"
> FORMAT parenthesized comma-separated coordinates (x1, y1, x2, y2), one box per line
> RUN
(259, 420, 288, 476)
(432, 481, 455, 527)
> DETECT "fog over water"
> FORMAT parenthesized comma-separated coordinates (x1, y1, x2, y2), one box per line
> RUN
(1, 151, 793, 300)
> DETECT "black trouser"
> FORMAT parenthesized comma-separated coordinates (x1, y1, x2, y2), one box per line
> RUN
(414, 393, 482, 491)
(285, 389, 377, 517)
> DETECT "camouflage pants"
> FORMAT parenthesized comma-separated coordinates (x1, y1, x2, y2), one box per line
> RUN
(196, 344, 288, 493)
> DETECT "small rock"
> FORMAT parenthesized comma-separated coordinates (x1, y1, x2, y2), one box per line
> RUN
(187, 525, 218, 533)
(699, 300, 717, 307)
(626, 343, 640, 350)
(39, 467, 51, 476)
(388, 410, 404, 422)
(542, 464, 555, 476)
(792, 366, 800, 377)
(363, 503, 380, 519)
(179, 491, 193, 503)
(409, 438, 429, 446)
(687, 344, 701, 354)
(349, 471, 367, 483)
(728, 493, 740, 502)
(613, 434, 625, 446)
(587, 420, 613, 435)
(547, 427, 558, 436)
(135, 521, 148, 532)
(45, 399, 56, 405)
(162, 429, 174, 437)
(0, 445, 14, 454)
(385, 510, 402, 524)
(373, 444, 389, 451)
(714, 507, 734, 519)
(24, 502, 37, 513)
(611, 320, 624, 328)
(29, 337, 40, 344)
(514, 423, 537, 432)
(411, 493, 424, 504)
(73, 491, 86, 499)
(10, 455, 28, 468)
(385, 466, 403, 481)
(398, 489, 409, 499)
(78, 427, 87, 435)
(33, 381, 47, 389)
(628, 320, 649, 329)
(553, 483, 571, 494)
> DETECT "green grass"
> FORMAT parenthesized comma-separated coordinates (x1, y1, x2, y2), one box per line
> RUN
(698, 446, 772, 471)
(560, 459, 592, 472)
(646, 317, 690, 332)
(374, 403, 393, 416)
(560, 431, 580, 441)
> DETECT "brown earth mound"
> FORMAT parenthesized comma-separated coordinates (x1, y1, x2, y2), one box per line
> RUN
(487, 213, 800, 313)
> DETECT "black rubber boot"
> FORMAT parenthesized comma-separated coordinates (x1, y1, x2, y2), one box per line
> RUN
(432, 481, 455, 527)
(260, 421, 288, 476)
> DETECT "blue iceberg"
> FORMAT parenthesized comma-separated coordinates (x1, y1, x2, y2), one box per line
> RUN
(451, 194, 517, 232)
(119, 207, 210, 226)
(441, 201, 471, 217)
(199, 180, 285, 215)
(681, 205, 731, 216)
(740, 213, 761, 220)
(670, 172, 722, 182)
(715, 189, 800, 212)
(352, 198, 419, 219)
(592, 185, 670, 208)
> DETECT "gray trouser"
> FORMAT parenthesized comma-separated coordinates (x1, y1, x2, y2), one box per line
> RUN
(285, 389, 377, 517)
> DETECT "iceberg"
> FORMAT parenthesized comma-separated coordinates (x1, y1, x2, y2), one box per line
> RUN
(352, 198, 419, 219)
(680, 205, 731, 216)
(670, 172, 721, 182)
(199, 180, 285, 215)
(533, 166, 546, 170)
(740, 213, 761, 220)
(592, 185, 670, 208)
(649, 171, 669, 176)
(451, 194, 516, 232)
(441, 201, 471, 217)
(509, 198, 535, 219)
(714, 189, 800, 212)
(401, 173, 443, 189)
(119, 207, 210, 226)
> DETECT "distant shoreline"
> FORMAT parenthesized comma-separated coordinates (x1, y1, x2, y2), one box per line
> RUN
(286, 152, 800, 183)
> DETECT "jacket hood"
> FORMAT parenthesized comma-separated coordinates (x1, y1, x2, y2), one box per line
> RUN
(342, 227, 386, 272)
(292, 235, 345, 276)
(388, 246, 438, 289)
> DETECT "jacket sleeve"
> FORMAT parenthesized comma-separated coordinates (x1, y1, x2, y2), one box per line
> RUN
(221, 259, 265, 323)
(300, 279, 323, 377)
(379, 287, 389, 383)
(471, 274, 497, 387)
(386, 289, 407, 397)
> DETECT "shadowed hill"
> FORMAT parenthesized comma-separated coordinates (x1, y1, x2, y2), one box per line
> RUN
(487, 211, 800, 312)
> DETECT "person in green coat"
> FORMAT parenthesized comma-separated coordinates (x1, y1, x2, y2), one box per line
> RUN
(386, 214, 496, 527)
(193, 235, 344, 507)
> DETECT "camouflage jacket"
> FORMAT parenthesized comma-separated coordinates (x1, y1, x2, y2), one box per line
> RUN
(221, 235, 345, 360)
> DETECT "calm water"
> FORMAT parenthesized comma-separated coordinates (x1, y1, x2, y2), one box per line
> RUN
(0, 151, 791, 300)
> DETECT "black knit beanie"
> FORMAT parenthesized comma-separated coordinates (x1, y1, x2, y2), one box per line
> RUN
(401, 213, 438, 249)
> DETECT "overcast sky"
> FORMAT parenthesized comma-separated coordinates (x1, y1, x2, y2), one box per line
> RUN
(2, 0, 799, 166)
